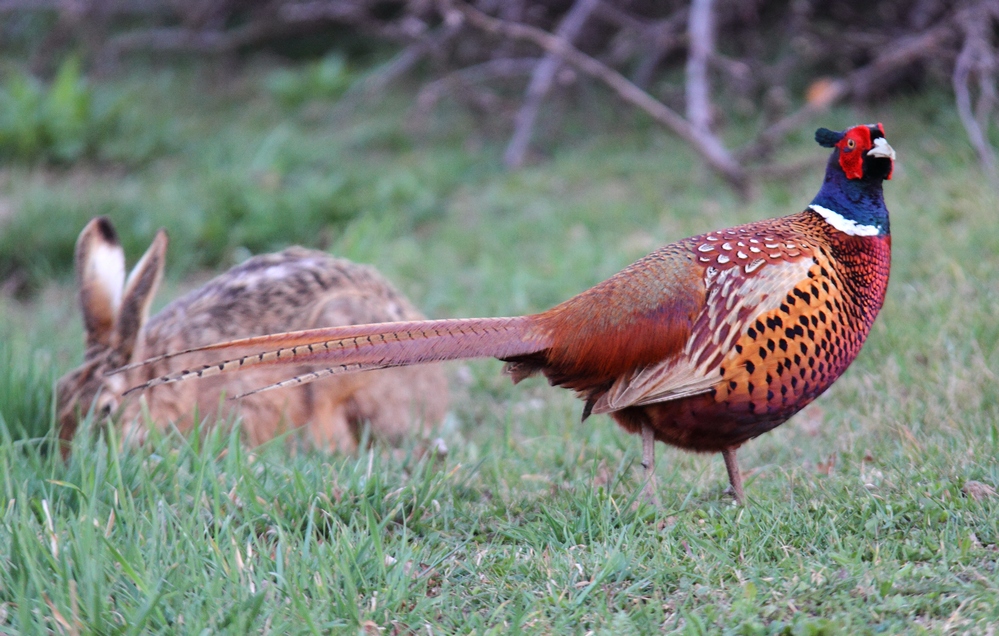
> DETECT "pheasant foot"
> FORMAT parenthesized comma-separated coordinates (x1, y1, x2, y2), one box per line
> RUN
(723, 448, 744, 504)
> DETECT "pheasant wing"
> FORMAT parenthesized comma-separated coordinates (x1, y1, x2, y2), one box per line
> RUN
(590, 255, 815, 414)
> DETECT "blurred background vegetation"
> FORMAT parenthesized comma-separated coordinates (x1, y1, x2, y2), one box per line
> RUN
(0, 0, 993, 269)
(0, 0, 993, 289)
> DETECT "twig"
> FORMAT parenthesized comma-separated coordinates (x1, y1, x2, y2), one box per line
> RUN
(442, 0, 750, 195)
(100, 22, 284, 57)
(632, 34, 685, 88)
(685, 0, 714, 135)
(503, 0, 600, 169)
(417, 57, 541, 113)
(737, 80, 847, 163)
(849, 20, 957, 99)
(334, 23, 462, 116)
(953, 3, 998, 181)
(683, 0, 754, 196)
(592, 4, 688, 90)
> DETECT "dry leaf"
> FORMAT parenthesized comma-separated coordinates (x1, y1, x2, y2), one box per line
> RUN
(805, 77, 842, 108)
(963, 480, 997, 501)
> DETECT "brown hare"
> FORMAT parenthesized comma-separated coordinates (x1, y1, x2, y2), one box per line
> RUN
(56, 217, 449, 453)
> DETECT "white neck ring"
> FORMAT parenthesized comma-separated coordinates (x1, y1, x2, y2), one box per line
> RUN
(809, 204, 880, 236)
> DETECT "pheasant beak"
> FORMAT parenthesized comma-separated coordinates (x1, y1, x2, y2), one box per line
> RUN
(867, 137, 896, 161)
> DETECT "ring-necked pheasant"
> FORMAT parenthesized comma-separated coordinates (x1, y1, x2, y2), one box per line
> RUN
(118, 123, 895, 503)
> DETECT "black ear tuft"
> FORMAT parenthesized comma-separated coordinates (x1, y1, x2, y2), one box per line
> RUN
(94, 216, 120, 244)
(815, 128, 844, 148)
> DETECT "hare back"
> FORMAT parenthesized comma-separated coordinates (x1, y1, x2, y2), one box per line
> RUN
(139, 247, 424, 355)
(121, 247, 448, 449)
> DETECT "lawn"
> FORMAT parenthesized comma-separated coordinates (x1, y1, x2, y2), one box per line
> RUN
(0, 62, 998, 633)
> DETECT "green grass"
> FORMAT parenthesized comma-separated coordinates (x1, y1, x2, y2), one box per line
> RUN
(1, 63, 999, 632)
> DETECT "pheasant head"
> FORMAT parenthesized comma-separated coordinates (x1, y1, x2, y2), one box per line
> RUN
(810, 123, 895, 237)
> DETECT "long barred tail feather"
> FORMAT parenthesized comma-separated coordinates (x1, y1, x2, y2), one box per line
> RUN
(120, 316, 549, 397)
(231, 360, 407, 400)
(109, 319, 502, 375)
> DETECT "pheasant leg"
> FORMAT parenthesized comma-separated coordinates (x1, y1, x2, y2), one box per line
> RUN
(641, 423, 658, 504)
(723, 448, 744, 504)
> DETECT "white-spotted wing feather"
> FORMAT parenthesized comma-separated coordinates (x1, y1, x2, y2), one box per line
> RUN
(590, 257, 813, 414)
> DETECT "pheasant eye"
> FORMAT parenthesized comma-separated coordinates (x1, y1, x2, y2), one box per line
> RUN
(846, 139, 856, 150)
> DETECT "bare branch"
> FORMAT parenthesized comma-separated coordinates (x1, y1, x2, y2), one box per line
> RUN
(417, 57, 540, 113)
(848, 21, 957, 99)
(685, 0, 714, 135)
(504, 0, 600, 168)
(100, 22, 282, 57)
(334, 23, 463, 115)
(954, 3, 998, 181)
(591, 2, 653, 33)
(442, 0, 750, 195)
(737, 80, 847, 163)
(630, 12, 688, 88)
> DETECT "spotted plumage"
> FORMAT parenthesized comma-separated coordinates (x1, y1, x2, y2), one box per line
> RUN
(600, 208, 891, 459)
(118, 123, 895, 504)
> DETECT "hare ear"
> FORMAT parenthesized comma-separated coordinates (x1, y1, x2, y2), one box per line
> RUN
(76, 217, 126, 354)
(113, 228, 168, 363)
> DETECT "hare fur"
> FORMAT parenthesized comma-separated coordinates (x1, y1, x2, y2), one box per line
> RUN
(56, 217, 449, 452)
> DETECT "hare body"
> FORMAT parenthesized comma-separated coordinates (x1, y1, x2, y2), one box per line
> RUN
(56, 217, 449, 452)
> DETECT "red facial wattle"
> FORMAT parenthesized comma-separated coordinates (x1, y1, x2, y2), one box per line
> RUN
(835, 123, 894, 181)
(836, 126, 872, 180)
